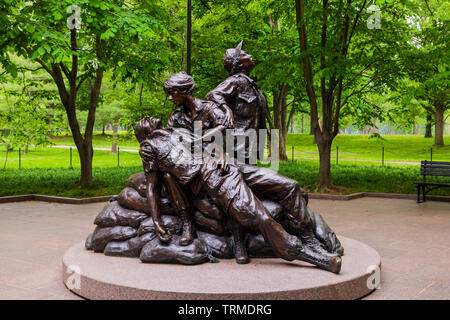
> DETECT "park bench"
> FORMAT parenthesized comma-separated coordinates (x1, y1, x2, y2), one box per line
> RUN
(414, 160, 450, 203)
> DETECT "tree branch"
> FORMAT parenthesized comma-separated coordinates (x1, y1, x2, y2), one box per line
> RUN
(341, 75, 376, 108)
(17, 66, 44, 72)
(344, 0, 368, 57)
(423, 0, 434, 17)
(85, 68, 103, 139)
(320, 0, 328, 102)
(70, 29, 78, 86)
(295, 0, 320, 136)
(76, 72, 90, 91)
(34, 58, 54, 78)
(60, 63, 70, 80)
(50, 63, 69, 107)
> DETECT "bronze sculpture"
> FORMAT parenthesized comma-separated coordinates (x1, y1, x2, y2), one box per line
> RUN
(134, 116, 341, 273)
(206, 43, 269, 263)
(85, 68, 344, 274)
(206, 41, 267, 163)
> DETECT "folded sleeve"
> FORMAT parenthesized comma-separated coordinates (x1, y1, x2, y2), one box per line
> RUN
(139, 140, 158, 173)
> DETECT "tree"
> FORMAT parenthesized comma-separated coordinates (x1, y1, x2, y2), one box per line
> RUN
(0, 84, 61, 169)
(294, 0, 408, 190)
(401, 0, 449, 146)
(0, 0, 170, 185)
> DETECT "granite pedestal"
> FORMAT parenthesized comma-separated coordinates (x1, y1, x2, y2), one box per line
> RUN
(62, 236, 381, 299)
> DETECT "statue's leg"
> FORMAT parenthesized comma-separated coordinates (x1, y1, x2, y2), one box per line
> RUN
(192, 195, 226, 221)
(237, 164, 343, 255)
(202, 166, 341, 273)
(229, 219, 249, 264)
(117, 187, 149, 213)
(193, 193, 249, 263)
(162, 173, 194, 246)
(117, 187, 176, 216)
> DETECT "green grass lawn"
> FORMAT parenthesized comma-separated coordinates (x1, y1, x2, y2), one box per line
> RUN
(286, 134, 450, 162)
(0, 146, 141, 169)
(51, 131, 139, 150)
(0, 133, 449, 198)
(49, 132, 450, 163)
(3, 133, 449, 169)
(1, 161, 449, 198)
(0, 167, 142, 198)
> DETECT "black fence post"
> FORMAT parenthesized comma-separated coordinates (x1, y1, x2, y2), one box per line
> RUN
(19, 147, 21, 169)
(382, 147, 384, 167)
(336, 146, 338, 165)
(70, 147, 72, 168)
(430, 147, 433, 161)
(118, 147, 120, 167)
(292, 145, 294, 162)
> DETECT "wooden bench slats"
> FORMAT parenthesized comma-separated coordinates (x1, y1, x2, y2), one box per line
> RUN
(422, 165, 450, 170)
(421, 161, 450, 165)
(420, 172, 450, 177)
(415, 182, 450, 186)
(416, 160, 450, 202)
(422, 172, 450, 177)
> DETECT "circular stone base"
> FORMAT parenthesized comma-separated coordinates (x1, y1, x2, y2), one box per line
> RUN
(62, 236, 380, 300)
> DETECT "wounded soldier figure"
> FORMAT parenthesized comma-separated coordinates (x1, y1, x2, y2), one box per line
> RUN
(134, 116, 343, 274)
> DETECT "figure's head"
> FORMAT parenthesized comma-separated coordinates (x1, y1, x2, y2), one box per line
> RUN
(134, 117, 162, 142)
(163, 72, 196, 107)
(223, 41, 255, 75)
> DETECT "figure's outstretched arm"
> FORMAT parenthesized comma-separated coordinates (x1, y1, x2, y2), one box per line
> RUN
(145, 171, 172, 243)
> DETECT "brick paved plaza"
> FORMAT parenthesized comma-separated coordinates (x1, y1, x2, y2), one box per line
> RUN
(0, 198, 448, 300)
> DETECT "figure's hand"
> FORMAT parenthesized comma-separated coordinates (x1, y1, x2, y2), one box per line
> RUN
(218, 152, 230, 176)
(139, 148, 153, 161)
(156, 224, 172, 243)
(206, 152, 230, 175)
(222, 105, 233, 127)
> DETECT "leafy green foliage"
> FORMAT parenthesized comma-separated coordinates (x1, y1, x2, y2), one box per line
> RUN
(0, 83, 64, 149)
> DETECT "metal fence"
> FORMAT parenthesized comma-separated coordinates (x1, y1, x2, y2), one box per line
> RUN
(0, 146, 141, 170)
(0, 144, 448, 170)
(289, 145, 445, 166)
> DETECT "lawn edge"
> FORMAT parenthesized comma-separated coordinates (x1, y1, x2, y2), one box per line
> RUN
(0, 192, 448, 204)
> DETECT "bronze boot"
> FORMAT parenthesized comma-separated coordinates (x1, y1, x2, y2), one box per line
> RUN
(179, 209, 195, 246)
(231, 220, 249, 264)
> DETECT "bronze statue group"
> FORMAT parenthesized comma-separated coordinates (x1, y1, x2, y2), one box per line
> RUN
(85, 42, 344, 274)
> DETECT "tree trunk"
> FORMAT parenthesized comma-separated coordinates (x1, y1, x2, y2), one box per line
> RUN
(434, 104, 445, 146)
(272, 85, 289, 161)
(425, 112, 433, 138)
(372, 119, 378, 134)
(111, 115, 119, 153)
(301, 114, 304, 133)
(3, 145, 9, 171)
(78, 141, 93, 185)
(24, 143, 29, 154)
(313, 117, 321, 144)
(317, 140, 332, 188)
(290, 115, 295, 133)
